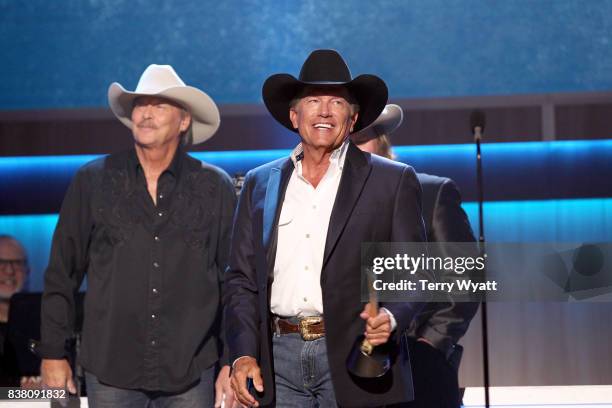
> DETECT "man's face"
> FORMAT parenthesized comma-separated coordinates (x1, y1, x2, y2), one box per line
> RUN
(131, 96, 191, 148)
(289, 87, 358, 152)
(0, 240, 27, 299)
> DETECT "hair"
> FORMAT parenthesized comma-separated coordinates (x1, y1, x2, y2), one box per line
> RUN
(180, 120, 193, 147)
(375, 134, 396, 160)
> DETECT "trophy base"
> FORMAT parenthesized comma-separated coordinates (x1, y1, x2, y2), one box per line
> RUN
(346, 335, 391, 378)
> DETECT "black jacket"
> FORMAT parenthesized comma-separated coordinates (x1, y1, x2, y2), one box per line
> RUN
(224, 143, 429, 407)
(408, 173, 478, 358)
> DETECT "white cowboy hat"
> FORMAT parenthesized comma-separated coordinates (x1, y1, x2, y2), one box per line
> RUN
(350, 104, 403, 144)
(108, 64, 220, 145)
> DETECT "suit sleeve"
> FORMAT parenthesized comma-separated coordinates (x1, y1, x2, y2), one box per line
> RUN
(39, 169, 92, 359)
(223, 172, 261, 365)
(381, 165, 429, 335)
(419, 179, 479, 354)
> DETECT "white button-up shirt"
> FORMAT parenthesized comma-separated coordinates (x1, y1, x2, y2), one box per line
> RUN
(270, 140, 349, 317)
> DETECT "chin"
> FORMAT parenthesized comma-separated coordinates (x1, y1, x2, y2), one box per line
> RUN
(0, 289, 16, 299)
(134, 137, 160, 147)
(309, 135, 342, 148)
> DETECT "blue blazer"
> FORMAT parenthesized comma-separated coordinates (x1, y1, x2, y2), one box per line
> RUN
(224, 142, 428, 407)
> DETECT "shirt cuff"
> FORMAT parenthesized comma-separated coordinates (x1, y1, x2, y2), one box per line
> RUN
(380, 307, 397, 331)
(232, 355, 252, 369)
(34, 341, 68, 360)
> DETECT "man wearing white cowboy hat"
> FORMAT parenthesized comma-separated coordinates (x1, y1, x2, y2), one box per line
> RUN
(352, 104, 478, 408)
(39, 64, 236, 407)
(224, 50, 431, 407)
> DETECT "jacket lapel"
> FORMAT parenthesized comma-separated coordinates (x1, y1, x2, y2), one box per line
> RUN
(263, 158, 294, 267)
(323, 143, 372, 268)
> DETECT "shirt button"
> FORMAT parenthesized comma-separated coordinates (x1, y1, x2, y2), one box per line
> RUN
(158, 194, 164, 199)
(152, 288, 158, 294)
(158, 212, 163, 217)
(154, 235, 160, 241)
(303, 297, 307, 302)
(305, 233, 310, 238)
(151, 340, 156, 346)
(312, 205, 317, 210)
(305, 266, 309, 271)
(151, 314, 156, 319)
(153, 262, 160, 268)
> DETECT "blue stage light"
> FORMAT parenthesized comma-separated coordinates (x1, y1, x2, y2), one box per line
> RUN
(2, 139, 611, 179)
(1, 139, 611, 215)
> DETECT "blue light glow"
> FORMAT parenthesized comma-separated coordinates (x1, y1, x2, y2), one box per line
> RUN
(2, 139, 611, 215)
(2, 139, 611, 178)
(463, 198, 612, 242)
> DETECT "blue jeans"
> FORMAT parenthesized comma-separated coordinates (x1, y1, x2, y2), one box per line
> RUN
(85, 366, 215, 408)
(272, 333, 337, 407)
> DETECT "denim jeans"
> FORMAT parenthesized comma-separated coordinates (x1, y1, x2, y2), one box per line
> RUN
(85, 366, 215, 408)
(272, 332, 337, 407)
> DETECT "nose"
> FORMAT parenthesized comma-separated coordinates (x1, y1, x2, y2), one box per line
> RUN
(318, 100, 330, 117)
(142, 104, 154, 119)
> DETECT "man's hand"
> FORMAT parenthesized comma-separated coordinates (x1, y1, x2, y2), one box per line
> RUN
(20, 376, 42, 389)
(215, 365, 236, 408)
(359, 307, 392, 346)
(230, 356, 263, 407)
(40, 359, 76, 394)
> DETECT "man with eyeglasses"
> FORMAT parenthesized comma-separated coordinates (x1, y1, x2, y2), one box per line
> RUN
(0, 234, 29, 386)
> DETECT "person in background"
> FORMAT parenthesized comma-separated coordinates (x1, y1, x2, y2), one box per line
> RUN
(0, 235, 29, 386)
(352, 104, 479, 408)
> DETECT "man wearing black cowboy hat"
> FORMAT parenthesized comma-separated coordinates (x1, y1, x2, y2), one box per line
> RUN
(224, 50, 429, 407)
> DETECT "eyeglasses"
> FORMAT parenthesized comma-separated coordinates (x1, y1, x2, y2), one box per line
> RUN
(0, 259, 28, 270)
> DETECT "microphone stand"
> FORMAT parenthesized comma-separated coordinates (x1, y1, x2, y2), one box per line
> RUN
(475, 126, 491, 408)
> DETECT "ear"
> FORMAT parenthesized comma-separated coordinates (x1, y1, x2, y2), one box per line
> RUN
(289, 108, 299, 129)
(349, 111, 359, 133)
(180, 111, 192, 132)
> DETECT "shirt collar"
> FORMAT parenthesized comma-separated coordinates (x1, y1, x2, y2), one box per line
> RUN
(128, 145, 185, 178)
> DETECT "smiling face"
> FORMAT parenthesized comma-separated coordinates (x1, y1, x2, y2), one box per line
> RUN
(0, 237, 27, 299)
(130, 96, 192, 149)
(289, 87, 359, 152)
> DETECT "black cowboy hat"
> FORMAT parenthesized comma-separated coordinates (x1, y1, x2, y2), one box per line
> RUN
(262, 49, 388, 133)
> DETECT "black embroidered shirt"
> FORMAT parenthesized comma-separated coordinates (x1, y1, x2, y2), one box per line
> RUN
(39, 147, 236, 392)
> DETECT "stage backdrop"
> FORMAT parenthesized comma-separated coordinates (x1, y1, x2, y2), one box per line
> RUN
(2, 0, 612, 110)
